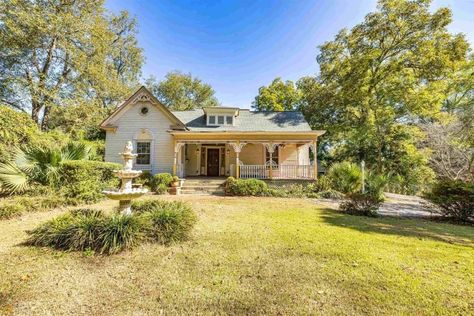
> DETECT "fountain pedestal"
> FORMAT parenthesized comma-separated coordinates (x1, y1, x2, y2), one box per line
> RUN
(103, 141, 148, 215)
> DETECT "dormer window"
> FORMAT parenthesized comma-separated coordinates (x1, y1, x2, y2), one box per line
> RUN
(207, 114, 234, 126)
(204, 107, 239, 126)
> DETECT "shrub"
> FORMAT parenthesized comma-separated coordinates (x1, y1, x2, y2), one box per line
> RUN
(327, 162, 362, 194)
(225, 177, 268, 196)
(0, 106, 39, 164)
(338, 172, 387, 217)
(60, 160, 121, 203)
(26, 209, 143, 254)
(150, 173, 173, 191)
(138, 200, 197, 245)
(95, 214, 144, 254)
(425, 180, 474, 222)
(26, 199, 197, 254)
(311, 175, 332, 192)
(365, 173, 388, 200)
(339, 193, 383, 217)
(155, 184, 168, 195)
(317, 189, 345, 199)
(0, 203, 26, 219)
(131, 199, 172, 214)
(135, 171, 152, 188)
(0, 194, 72, 220)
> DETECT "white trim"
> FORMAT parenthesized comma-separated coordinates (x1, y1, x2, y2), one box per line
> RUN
(133, 128, 155, 172)
(207, 114, 235, 126)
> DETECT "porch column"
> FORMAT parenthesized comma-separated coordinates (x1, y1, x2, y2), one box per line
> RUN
(196, 144, 202, 175)
(229, 141, 246, 178)
(263, 142, 279, 180)
(310, 140, 318, 179)
(173, 142, 185, 176)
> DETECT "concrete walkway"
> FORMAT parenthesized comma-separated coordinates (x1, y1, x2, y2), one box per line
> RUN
(379, 193, 434, 218)
(315, 192, 435, 218)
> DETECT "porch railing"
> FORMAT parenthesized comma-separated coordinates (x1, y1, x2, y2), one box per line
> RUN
(240, 164, 314, 180)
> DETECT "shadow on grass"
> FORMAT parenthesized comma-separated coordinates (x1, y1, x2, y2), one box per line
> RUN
(319, 209, 474, 247)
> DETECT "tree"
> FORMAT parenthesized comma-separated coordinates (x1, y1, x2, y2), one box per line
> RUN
(0, 0, 144, 129)
(146, 71, 219, 110)
(420, 121, 473, 181)
(0, 105, 39, 163)
(252, 78, 302, 111)
(302, 0, 470, 192)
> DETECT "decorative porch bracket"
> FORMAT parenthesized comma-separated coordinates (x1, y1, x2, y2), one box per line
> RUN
(172, 142, 185, 176)
(229, 142, 247, 178)
(262, 142, 281, 179)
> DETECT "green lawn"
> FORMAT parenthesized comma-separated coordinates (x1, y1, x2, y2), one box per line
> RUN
(1, 196, 473, 315)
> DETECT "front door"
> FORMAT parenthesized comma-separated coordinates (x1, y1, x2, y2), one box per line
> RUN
(207, 148, 220, 176)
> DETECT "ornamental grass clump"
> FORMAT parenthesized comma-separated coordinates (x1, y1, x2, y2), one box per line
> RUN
(137, 201, 197, 245)
(26, 200, 197, 255)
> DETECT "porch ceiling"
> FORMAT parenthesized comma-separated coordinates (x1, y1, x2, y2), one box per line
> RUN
(169, 131, 325, 142)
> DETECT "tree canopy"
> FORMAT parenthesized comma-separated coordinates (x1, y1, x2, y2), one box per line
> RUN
(146, 71, 219, 110)
(299, 0, 470, 192)
(252, 78, 302, 111)
(0, 0, 144, 129)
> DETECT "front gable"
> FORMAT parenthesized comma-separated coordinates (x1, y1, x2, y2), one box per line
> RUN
(100, 86, 186, 131)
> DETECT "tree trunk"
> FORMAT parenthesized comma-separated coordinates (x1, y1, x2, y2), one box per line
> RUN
(41, 105, 51, 130)
(31, 100, 42, 126)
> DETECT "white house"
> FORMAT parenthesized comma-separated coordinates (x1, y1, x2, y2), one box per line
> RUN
(100, 86, 325, 179)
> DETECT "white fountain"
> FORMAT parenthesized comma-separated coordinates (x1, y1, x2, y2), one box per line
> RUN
(103, 141, 148, 215)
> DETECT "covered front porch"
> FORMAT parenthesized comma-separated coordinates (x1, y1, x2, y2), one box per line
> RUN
(170, 131, 324, 180)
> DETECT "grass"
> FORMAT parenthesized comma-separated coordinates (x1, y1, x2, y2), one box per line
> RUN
(0, 196, 473, 314)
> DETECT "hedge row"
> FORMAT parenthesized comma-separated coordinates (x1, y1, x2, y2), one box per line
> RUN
(0, 160, 122, 220)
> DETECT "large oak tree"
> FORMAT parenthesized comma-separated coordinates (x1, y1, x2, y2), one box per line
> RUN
(0, 0, 144, 129)
(302, 0, 470, 192)
(146, 71, 219, 110)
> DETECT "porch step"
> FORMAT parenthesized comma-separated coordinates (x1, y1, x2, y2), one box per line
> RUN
(180, 178, 226, 195)
(180, 189, 225, 195)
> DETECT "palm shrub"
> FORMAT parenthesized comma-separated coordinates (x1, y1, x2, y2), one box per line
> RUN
(425, 180, 474, 222)
(326, 162, 362, 194)
(340, 172, 387, 217)
(0, 141, 94, 194)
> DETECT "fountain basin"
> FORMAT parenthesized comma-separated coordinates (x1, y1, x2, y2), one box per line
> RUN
(114, 170, 143, 178)
(103, 188, 148, 200)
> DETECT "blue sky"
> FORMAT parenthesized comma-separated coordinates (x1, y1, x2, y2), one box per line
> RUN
(106, 0, 474, 109)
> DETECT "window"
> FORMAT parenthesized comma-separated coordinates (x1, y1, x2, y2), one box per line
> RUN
(208, 114, 234, 126)
(140, 107, 149, 115)
(265, 145, 279, 166)
(136, 142, 151, 165)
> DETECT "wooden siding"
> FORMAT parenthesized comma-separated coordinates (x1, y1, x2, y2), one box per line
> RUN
(104, 100, 175, 174)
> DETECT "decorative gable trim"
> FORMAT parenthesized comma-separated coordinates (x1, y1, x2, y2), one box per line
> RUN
(100, 86, 186, 130)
